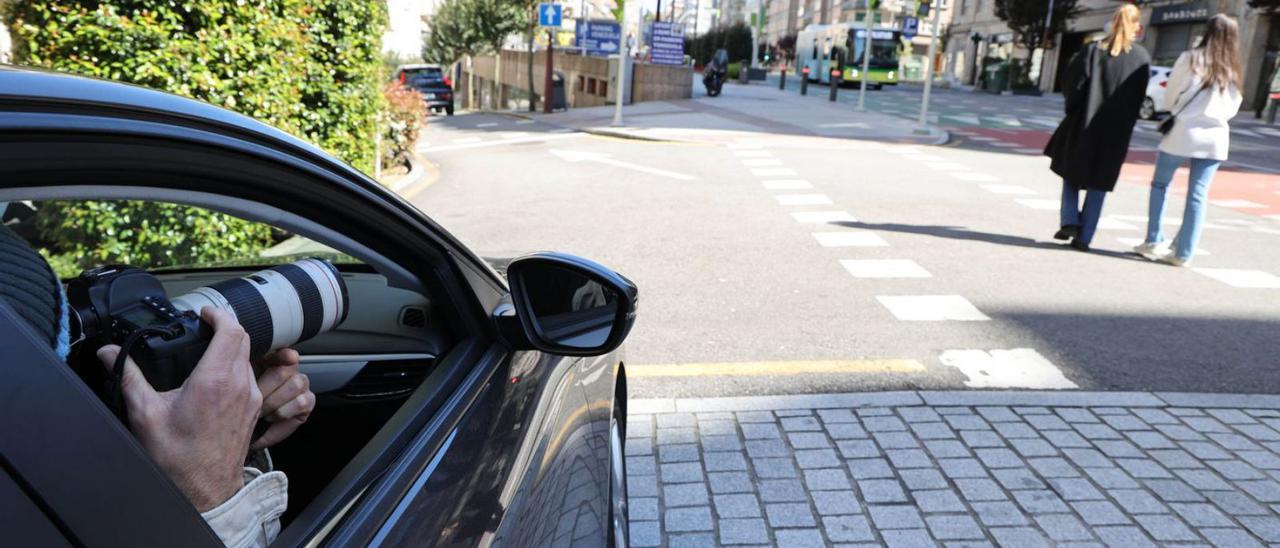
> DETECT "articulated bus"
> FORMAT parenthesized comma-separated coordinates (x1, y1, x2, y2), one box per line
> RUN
(796, 23, 901, 89)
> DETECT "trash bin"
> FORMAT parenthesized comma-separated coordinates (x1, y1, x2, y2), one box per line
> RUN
(551, 71, 568, 111)
(983, 62, 1010, 94)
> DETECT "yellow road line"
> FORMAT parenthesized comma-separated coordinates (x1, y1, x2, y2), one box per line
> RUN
(627, 359, 926, 378)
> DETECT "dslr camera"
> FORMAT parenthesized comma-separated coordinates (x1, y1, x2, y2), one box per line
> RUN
(67, 258, 348, 394)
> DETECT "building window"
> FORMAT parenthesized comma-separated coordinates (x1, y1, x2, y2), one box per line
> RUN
(959, 0, 967, 15)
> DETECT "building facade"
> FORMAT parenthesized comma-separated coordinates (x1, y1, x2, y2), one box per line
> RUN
(944, 0, 1280, 112)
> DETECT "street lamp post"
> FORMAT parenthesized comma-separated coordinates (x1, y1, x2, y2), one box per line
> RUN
(856, 9, 872, 111)
(1037, 0, 1056, 90)
(915, 0, 942, 134)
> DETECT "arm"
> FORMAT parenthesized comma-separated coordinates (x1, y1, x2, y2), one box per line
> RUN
(1165, 52, 1195, 113)
(1061, 45, 1091, 114)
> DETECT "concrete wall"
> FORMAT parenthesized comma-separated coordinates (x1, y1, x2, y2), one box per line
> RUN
(460, 50, 692, 110)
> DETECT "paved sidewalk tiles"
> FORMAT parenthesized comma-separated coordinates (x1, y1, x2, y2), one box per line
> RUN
(627, 391, 1280, 546)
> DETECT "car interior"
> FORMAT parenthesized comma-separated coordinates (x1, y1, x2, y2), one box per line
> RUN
(0, 195, 467, 526)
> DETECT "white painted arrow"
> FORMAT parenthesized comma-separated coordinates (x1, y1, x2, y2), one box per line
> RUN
(549, 149, 695, 180)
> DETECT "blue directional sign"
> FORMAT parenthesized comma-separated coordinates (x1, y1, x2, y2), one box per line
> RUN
(576, 19, 622, 56)
(902, 16, 919, 40)
(538, 3, 562, 27)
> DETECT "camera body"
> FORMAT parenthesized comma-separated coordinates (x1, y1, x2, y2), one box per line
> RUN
(67, 266, 212, 392)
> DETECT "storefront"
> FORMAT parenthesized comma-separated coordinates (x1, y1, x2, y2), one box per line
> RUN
(1149, 0, 1213, 67)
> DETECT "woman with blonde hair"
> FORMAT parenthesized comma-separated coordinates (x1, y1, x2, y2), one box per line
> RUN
(1134, 14, 1243, 266)
(1045, 4, 1150, 251)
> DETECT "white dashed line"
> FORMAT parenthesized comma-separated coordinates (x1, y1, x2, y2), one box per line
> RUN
(840, 259, 932, 279)
(763, 179, 813, 189)
(948, 172, 1001, 182)
(752, 168, 798, 177)
(876, 295, 990, 321)
(792, 211, 857, 223)
(476, 122, 498, 128)
(1016, 199, 1060, 210)
(742, 158, 785, 167)
(776, 194, 833, 206)
(980, 184, 1036, 195)
(515, 119, 536, 124)
(1193, 268, 1280, 288)
(812, 232, 889, 247)
(940, 349, 1078, 389)
(1212, 199, 1266, 209)
(966, 136, 997, 141)
(733, 150, 773, 158)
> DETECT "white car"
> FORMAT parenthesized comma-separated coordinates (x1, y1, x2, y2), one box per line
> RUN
(1141, 66, 1173, 120)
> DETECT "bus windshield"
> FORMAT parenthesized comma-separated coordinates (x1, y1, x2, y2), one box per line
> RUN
(849, 31, 900, 69)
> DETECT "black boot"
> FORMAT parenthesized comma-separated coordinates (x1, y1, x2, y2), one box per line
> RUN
(1054, 225, 1080, 241)
(1069, 238, 1090, 252)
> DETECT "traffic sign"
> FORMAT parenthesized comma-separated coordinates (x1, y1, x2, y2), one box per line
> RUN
(902, 16, 919, 40)
(538, 3, 562, 27)
(576, 19, 621, 56)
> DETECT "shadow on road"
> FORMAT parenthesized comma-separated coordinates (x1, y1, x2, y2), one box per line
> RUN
(830, 220, 1143, 261)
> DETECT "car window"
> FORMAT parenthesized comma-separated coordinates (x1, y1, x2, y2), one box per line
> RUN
(2, 200, 359, 279)
(403, 68, 445, 86)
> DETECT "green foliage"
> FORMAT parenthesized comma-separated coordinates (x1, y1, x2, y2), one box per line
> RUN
(423, 0, 526, 65)
(4, 1, 387, 271)
(35, 201, 277, 278)
(686, 23, 753, 66)
(993, 0, 1082, 55)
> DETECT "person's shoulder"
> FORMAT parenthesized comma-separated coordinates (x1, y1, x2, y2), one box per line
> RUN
(1130, 44, 1151, 63)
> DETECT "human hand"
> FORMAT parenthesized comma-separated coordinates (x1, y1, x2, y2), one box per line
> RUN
(98, 307, 261, 512)
(251, 348, 315, 451)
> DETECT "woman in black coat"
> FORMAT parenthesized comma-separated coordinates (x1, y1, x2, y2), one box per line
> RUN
(1044, 4, 1150, 251)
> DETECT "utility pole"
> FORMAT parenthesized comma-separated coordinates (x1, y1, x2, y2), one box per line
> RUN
(543, 28, 555, 113)
(915, 0, 941, 134)
(1036, 0, 1055, 90)
(856, 7, 873, 111)
(613, 32, 630, 126)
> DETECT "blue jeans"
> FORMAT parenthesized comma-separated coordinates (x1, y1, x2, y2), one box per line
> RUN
(1060, 182, 1108, 246)
(1146, 151, 1222, 260)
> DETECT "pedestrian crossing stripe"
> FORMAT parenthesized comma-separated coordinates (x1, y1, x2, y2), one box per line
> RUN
(627, 359, 927, 377)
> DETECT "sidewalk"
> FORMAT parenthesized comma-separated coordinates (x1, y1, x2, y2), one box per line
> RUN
(628, 391, 1280, 547)
(503, 76, 947, 146)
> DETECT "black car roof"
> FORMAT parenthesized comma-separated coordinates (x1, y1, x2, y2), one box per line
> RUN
(0, 66, 365, 181)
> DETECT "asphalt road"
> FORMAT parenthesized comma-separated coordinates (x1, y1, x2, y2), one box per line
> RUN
(410, 98, 1280, 399)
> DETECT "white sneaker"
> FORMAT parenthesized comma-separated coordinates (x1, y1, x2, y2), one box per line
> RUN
(1157, 252, 1191, 267)
(1132, 241, 1169, 260)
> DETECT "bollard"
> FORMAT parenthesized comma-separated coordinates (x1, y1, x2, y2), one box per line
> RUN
(779, 65, 787, 90)
(800, 67, 809, 95)
(829, 68, 840, 102)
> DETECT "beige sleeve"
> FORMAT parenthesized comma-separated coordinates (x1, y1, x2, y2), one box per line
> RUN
(200, 467, 288, 548)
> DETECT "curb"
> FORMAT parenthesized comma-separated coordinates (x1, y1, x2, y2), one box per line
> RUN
(630, 390, 1280, 414)
(384, 147, 439, 198)
(579, 127, 683, 143)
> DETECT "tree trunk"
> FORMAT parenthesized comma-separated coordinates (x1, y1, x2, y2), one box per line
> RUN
(494, 47, 503, 110)
(527, 12, 537, 112)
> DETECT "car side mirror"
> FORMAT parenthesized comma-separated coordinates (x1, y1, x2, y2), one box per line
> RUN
(504, 252, 638, 357)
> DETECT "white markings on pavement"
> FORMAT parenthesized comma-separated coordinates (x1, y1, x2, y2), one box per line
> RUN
(1212, 199, 1266, 209)
(812, 231, 889, 247)
(548, 148, 695, 180)
(948, 172, 1001, 182)
(733, 150, 773, 157)
(742, 158, 785, 167)
(901, 154, 946, 162)
(818, 122, 871, 129)
(752, 168, 798, 177)
(841, 259, 932, 279)
(499, 131, 529, 138)
(945, 115, 982, 125)
(940, 349, 1078, 389)
(776, 194, 834, 206)
(926, 162, 970, 171)
(980, 184, 1037, 195)
(1014, 148, 1043, 154)
(792, 211, 857, 223)
(476, 122, 498, 128)
(515, 119, 535, 124)
(452, 137, 482, 144)
(1016, 199, 1060, 210)
(966, 135, 997, 141)
(876, 295, 990, 321)
(421, 132, 583, 153)
(727, 142, 764, 149)
(1096, 217, 1140, 230)
(763, 179, 813, 189)
(1193, 268, 1280, 289)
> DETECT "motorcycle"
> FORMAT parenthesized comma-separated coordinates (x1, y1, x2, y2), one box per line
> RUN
(703, 49, 729, 97)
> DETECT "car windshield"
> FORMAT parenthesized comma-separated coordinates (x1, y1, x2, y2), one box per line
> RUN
(403, 68, 445, 85)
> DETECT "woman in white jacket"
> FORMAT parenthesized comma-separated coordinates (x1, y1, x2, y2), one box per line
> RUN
(1134, 14, 1243, 266)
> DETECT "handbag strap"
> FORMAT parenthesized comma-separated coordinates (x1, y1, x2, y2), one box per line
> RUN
(1170, 82, 1206, 118)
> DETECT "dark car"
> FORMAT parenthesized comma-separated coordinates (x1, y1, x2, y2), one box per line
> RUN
(0, 67, 633, 547)
(395, 64, 455, 116)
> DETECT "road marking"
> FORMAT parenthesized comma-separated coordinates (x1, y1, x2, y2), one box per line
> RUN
(949, 172, 1001, 182)
(421, 132, 583, 152)
(841, 259, 932, 278)
(1097, 217, 1140, 230)
(743, 158, 784, 167)
(733, 150, 773, 158)
(990, 142, 1020, 147)
(776, 193, 833, 206)
(945, 115, 981, 125)
(763, 179, 813, 189)
(627, 359, 927, 378)
(1016, 198, 1060, 210)
(925, 162, 970, 171)
(1212, 199, 1266, 209)
(902, 154, 946, 162)
(792, 211, 857, 223)
(728, 142, 764, 149)
(548, 148, 695, 180)
(452, 137, 482, 144)
(1026, 116, 1061, 127)
(980, 184, 1036, 195)
(1254, 226, 1280, 235)
(752, 168, 798, 177)
(516, 119, 536, 124)
(476, 122, 498, 128)
(1193, 268, 1280, 289)
(876, 295, 990, 321)
(1255, 127, 1280, 137)
(966, 135, 997, 141)
(940, 349, 1078, 389)
(1014, 148, 1043, 154)
(818, 122, 871, 129)
(812, 231, 889, 247)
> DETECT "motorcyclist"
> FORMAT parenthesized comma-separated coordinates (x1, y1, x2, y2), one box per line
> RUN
(704, 49, 729, 96)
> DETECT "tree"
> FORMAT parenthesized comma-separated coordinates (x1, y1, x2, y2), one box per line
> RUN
(993, 0, 1082, 58)
(776, 33, 797, 63)
(1248, 0, 1280, 11)
(423, 0, 477, 65)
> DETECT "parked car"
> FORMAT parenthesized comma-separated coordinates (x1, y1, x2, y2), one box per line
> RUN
(1140, 65, 1173, 120)
(395, 63, 455, 116)
(0, 67, 634, 547)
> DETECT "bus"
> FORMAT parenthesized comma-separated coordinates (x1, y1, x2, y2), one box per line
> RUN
(796, 23, 901, 89)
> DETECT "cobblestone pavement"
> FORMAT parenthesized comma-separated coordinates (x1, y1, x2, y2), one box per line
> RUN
(625, 391, 1280, 547)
